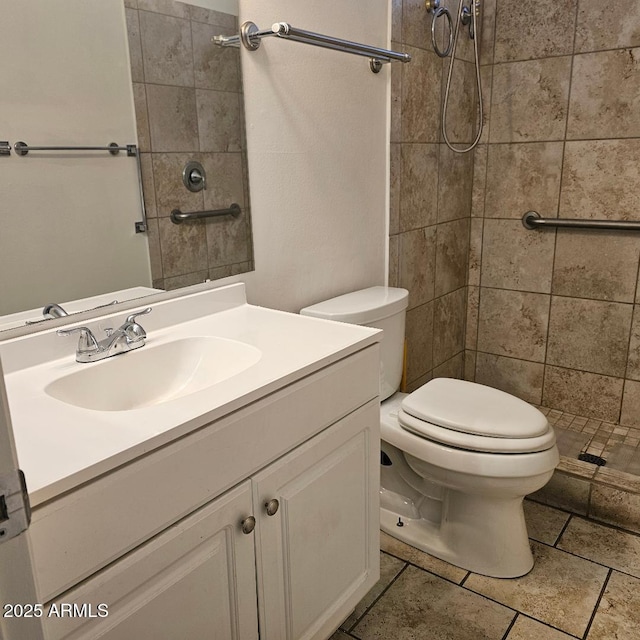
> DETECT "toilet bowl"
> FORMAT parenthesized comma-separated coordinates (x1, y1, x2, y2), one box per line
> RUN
(300, 287, 559, 578)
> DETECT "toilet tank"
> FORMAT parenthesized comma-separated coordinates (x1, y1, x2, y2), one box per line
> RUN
(300, 287, 409, 401)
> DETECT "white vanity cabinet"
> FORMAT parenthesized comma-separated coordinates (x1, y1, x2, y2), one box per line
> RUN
(25, 344, 380, 640)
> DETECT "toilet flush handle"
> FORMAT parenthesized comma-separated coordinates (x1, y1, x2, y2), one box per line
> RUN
(265, 499, 280, 516)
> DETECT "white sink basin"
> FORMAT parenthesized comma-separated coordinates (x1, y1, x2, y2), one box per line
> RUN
(44, 336, 262, 411)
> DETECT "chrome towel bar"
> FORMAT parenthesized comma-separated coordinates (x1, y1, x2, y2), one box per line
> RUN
(214, 21, 411, 73)
(12, 141, 147, 233)
(522, 211, 640, 232)
(170, 203, 241, 224)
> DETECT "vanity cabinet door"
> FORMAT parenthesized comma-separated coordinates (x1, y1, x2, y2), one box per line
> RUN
(252, 400, 380, 640)
(43, 481, 259, 640)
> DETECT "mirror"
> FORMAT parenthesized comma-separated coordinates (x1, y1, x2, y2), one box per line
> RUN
(0, 0, 253, 331)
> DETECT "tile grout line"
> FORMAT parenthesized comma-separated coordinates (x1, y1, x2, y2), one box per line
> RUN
(499, 612, 519, 640)
(581, 568, 612, 640)
(553, 512, 573, 547)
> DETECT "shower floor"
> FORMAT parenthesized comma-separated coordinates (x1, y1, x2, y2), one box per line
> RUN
(538, 406, 640, 476)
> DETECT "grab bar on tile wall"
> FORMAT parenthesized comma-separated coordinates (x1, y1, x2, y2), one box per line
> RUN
(170, 203, 241, 224)
(213, 21, 411, 74)
(13, 141, 148, 233)
(522, 211, 640, 231)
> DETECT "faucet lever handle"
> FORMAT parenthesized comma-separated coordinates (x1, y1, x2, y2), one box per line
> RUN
(125, 307, 152, 325)
(57, 326, 99, 354)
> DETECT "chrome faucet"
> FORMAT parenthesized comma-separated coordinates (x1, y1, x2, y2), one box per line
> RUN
(57, 308, 152, 363)
(43, 303, 69, 318)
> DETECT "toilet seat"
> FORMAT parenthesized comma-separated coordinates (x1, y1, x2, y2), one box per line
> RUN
(398, 379, 556, 454)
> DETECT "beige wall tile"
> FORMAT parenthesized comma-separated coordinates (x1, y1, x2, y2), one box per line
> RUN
(388, 235, 400, 288)
(140, 153, 157, 218)
(437, 146, 473, 223)
(481, 219, 555, 293)
(137, 0, 189, 19)
(435, 219, 470, 297)
(560, 139, 640, 221)
(465, 541, 608, 637)
(405, 370, 433, 393)
(490, 57, 571, 143)
(468, 219, 483, 286)
(441, 0, 475, 63)
(125, 8, 144, 83)
(553, 231, 640, 303)
(201, 152, 245, 209)
(529, 473, 591, 515)
(463, 349, 476, 381)
(433, 352, 464, 379)
(406, 301, 434, 383)
(546, 297, 633, 377)
(568, 48, 640, 139)
(132, 83, 151, 152)
(588, 571, 640, 640)
(465, 285, 479, 349)
(390, 60, 401, 143)
(399, 144, 439, 230)
(478, 66, 492, 145)
(402, 46, 442, 143)
(188, 5, 235, 29)
(389, 144, 400, 235)
(625, 308, 640, 381)
(151, 152, 204, 216)
(542, 365, 623, 422)
(477, 288, 550, 362)
(433, 288, 466, 367)
(485, 142, 563, 219)
(471, 145, 487, 218)
(205, 211, 250, 268)
(441, 59, 477, 144)
(575, 0, 640, 52)
(475, 352, 544, 404)
(157, 215, 208, 277)
(139, 10, 193, 86)
(621, 380, 640, 427)
(391, 0, 402, 43)
(402, 0, 432, 49)
(590, 485, 640, 534)
(192, 21, 240, 92)
(494, 0, 577, 62)
(146, 85, 198, 152)
(399, 227, 437, 309)
(124, 0, 138, 8)
(164, 269, 208, 290)
(196, 90, 242, 152)
(479, 0, 497, 66)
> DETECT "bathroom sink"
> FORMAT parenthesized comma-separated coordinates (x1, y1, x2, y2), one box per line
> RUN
(44, 336, 262, 411)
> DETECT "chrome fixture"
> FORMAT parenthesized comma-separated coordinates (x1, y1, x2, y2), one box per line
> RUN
(13, 141, 148, 233)
(57, 307, 152, 363)
(522, 211, 640, 231)
(182, 160, 206, 193)
(214, 21, 411, 74)
(0, 141, 11, 156)
(429, 0, 484, 153)
(43, 303, 69, 319)
(170, 203, 241, 224)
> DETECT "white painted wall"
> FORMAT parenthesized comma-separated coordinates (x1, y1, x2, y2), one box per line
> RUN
(231, 0, 390, 312)
(0, 0, 151, 316)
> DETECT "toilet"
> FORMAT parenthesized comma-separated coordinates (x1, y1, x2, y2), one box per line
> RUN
(301, 286, 559, 578)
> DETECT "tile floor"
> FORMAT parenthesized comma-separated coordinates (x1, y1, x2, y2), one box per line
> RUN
(332, 500, 640, 640)
(539, 406, 640, 475)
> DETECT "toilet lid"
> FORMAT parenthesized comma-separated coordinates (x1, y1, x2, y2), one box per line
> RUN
(401, 378, 550, 439)
(397, 408, 556, 453)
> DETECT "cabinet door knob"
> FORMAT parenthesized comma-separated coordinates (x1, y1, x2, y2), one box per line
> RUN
(265, 498, 280, 516)
(241, 516, 256, 534)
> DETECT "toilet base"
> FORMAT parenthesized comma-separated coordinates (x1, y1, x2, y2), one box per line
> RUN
(380, 490, 535, 579)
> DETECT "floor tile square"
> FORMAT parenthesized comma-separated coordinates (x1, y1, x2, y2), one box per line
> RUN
(380, 531, 468, 583)
(557, 517, 640, 579)
(465, 542, 608, 637)
(523, 500, 570, 545)
(352, 565, 515, 640)
(340, 552, 405, 630)
(506, 615, 574, 639)
(588, 571, 640, 640)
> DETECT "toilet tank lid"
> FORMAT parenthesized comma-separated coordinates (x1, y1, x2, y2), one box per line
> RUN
(300, 287, 409, 325)
(402, 378, 550, 439)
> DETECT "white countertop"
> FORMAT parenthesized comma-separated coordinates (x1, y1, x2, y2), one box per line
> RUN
(1, 284, 380, 506)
